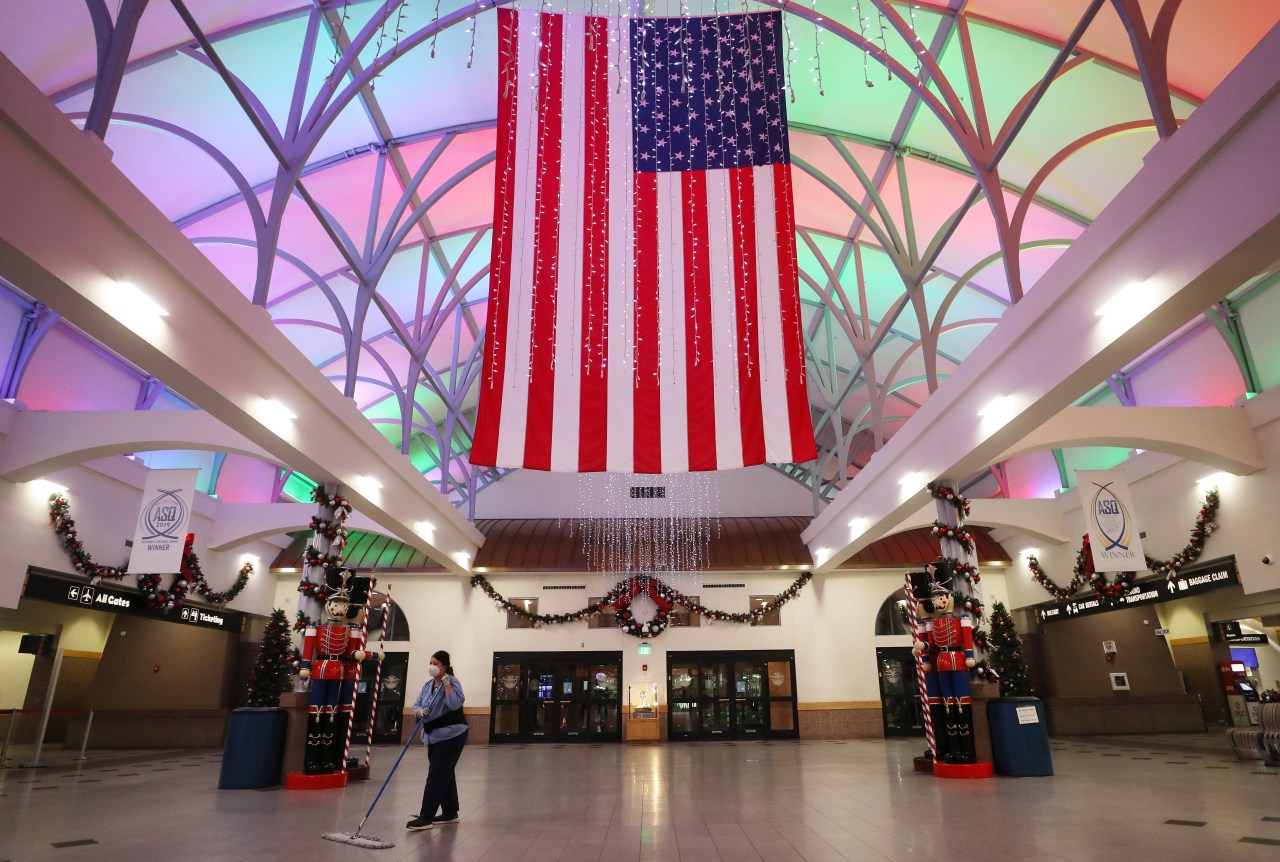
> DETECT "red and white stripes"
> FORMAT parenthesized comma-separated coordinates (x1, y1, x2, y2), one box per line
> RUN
(363, 584, 390, 768)
(471, 9, 815, 473)
(905, 572, 935, 759)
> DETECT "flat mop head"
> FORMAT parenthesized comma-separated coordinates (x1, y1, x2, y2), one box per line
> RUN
(322, 831, 395, 850)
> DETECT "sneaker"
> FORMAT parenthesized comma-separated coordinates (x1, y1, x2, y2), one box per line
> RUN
(435, 814, 460, 825)
(405, 815, 434, 831)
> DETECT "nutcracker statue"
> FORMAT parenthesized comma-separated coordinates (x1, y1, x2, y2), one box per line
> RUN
(299, 570, 372, 774)
(910, 564, 977, 765)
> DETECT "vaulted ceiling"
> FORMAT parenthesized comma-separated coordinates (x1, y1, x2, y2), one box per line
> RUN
(1, 1, 1277, 520)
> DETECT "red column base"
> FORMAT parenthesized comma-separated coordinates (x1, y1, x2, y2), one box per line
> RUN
(283, 771, 348, 790)
(912, 755, 935, 774)
(933, 761, 994, 779)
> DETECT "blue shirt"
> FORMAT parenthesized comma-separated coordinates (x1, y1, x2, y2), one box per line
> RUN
(412, 674, 467, 745)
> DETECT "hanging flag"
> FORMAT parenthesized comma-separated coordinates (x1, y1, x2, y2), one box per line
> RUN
(127, 469, 199, 574)
(1076, 470, 1148, 572)
(471, 10, 815, 473)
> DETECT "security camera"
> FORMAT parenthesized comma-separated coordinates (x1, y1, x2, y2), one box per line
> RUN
(1264, 555, 1274, 565)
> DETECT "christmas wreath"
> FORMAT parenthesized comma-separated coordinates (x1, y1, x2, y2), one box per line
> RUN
(606, 577, 674, 637)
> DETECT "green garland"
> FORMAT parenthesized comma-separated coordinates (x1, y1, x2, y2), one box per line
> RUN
(1029, 487, 1220, 601)
(948, 588, 984, 619)
(926, 482, 971, 518)
(1026, 553, 1073, 600)
(49, 493, 251, 608)
(50, 494, 127, 581)
(311, 488, 353, 519)
(970, 659, 998, 684)
(470, 572, 814, 637)
(930, 521, 975, 555)
(183, 547, 252, 605)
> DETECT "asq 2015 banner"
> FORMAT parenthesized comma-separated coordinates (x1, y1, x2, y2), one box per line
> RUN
(127, 469, 198, 574)
(1076, 470, 1147, 572)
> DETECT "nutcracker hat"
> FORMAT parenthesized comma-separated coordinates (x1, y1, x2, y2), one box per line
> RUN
(909, 568, 954, 615)
(908, 571, 934, 601)
(322, 569, 373, 619)
(323, 567, 351, 601)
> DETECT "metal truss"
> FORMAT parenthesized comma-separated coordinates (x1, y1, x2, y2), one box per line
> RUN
(4, 0, 1268, 517)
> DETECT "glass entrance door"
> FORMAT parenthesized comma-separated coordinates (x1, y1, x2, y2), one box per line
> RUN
(876, 647, 924, 737)
(370, 651, 408, 744)
(490, 652, 622, 743)
(700, 661, 732, 736)
(667, 651, 798, 741)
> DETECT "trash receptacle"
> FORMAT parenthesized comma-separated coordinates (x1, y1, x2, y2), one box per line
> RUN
(219, 707, 288, 789)
(987, 697, 1053, 776)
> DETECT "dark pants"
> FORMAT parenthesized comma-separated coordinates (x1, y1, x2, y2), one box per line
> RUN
(419, 728, 467, 819)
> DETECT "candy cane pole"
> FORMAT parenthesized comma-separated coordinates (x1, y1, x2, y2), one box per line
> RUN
(341, 596, 370, 775)
(363, 583, 390, 767)
(905, 573, 935, 759)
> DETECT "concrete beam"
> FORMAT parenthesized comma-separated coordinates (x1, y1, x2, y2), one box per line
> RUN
(996, 406, 1265, 475)
(204, 504, 389, 553)
(0, 409, 273, 482)
(891, 498, 1072, 546)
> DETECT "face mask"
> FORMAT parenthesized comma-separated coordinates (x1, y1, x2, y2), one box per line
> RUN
(428, 664, 442, 678)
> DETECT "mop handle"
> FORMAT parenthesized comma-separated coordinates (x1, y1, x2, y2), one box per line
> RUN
(358, 712, 427, 823)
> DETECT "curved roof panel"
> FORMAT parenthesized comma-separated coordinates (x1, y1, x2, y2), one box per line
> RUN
(1, 0, 1277, 515)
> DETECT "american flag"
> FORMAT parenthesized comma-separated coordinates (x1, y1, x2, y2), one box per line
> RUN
(471, 10, 815, 473)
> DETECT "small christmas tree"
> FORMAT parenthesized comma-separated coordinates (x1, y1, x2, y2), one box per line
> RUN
(243, 608, 294, 707)
(988, 600, 1034, 697)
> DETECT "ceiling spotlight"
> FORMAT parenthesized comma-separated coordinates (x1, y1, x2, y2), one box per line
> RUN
(1097, 281, 1155, 320)
(30, 478, 69, 498)
(113, 281, 167, 318)
(257, 398, 297, 427)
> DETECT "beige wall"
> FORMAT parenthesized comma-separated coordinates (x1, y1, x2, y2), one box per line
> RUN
(274, 567, 1014, 712)
(0, 630, 36, 708)
(89, 613, 239, 710)
(1039, 604, 1184, 697)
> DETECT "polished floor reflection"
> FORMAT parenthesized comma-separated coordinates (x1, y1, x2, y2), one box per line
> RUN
(2, 730, 1278, 861)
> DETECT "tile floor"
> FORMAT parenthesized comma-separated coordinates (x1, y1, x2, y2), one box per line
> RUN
(1, 730, 1278, 861)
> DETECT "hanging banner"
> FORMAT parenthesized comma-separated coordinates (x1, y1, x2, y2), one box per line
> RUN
(127, 468, 199, 574)
(1076, 470, 1148, 572)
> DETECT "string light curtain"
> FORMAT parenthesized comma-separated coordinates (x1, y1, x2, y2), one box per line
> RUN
(471, 6, 817, 474)
(575, 471, 721, 596)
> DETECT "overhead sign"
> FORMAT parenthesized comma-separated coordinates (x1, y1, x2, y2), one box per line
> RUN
(23, 568, 246, 633)
(1076, 470, 1147, 572)
(127, 469, 199, 575)
(1035, 556, 1238, 625)
(1227, 633, 1268, 645)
